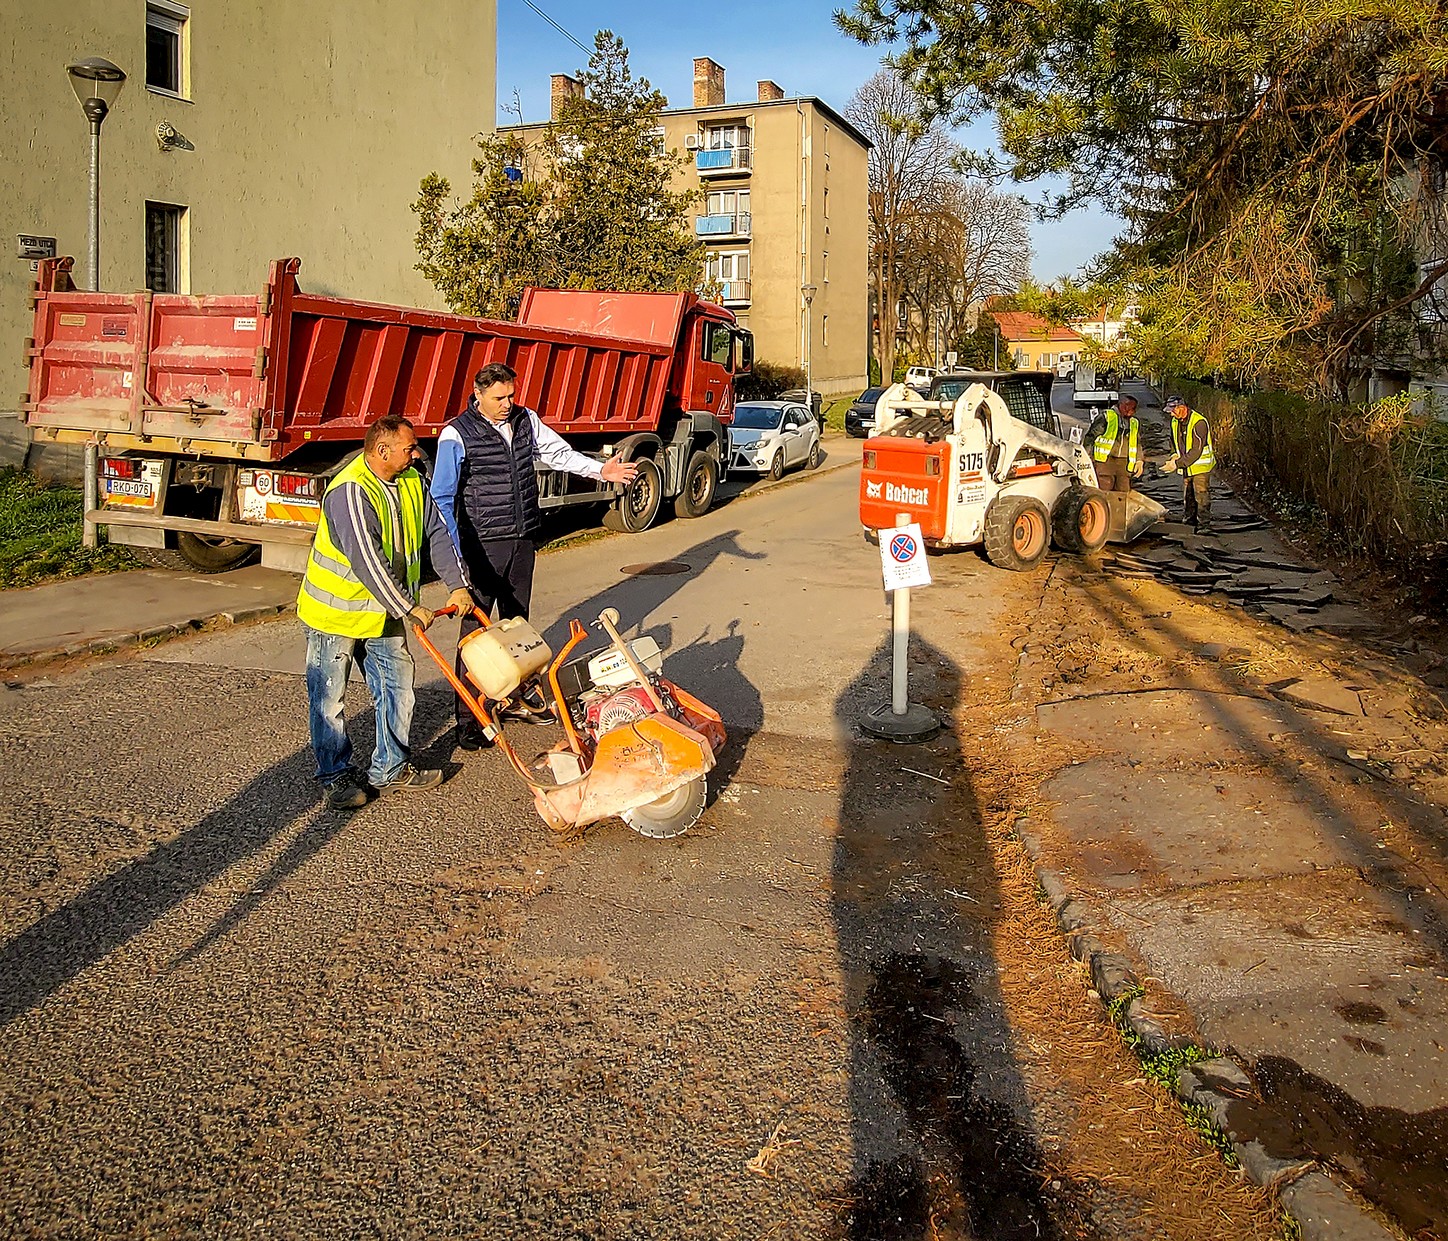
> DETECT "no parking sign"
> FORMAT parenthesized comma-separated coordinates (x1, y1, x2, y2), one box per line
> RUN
(879, 522, 932, 592)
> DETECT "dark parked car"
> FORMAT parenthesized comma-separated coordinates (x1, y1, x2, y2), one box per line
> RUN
(845, 386, 888, 438)
(926, 370, 1062, 438)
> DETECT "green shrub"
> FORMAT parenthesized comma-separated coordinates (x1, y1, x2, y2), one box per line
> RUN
(735, 360, 805, 401)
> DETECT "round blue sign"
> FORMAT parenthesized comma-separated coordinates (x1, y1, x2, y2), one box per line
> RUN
(889, 534, 917, 562)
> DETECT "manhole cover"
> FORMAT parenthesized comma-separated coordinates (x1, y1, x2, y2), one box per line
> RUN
(620, 561, 692, 576)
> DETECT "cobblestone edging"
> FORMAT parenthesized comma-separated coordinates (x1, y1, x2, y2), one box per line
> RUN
(0, 603, 293, 674)
(1013, 820, 1403, 1241)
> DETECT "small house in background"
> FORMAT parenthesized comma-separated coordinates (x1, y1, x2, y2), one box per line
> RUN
(989, 310, 1084, 371)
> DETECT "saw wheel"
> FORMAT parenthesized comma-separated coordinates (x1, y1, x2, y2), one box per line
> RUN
(621, 775, 707, 840)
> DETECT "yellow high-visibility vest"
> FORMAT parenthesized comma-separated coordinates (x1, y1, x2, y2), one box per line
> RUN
(1092, 409, 1139, 470)
(1171, 410, 1216, 475)
(296, 454, 424, 637)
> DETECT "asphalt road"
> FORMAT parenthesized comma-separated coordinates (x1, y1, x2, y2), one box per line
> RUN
(0, 435, 1303, 1239)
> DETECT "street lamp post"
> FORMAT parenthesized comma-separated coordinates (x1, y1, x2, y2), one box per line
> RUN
(801, 283, 818, 423)
(66, 56, 126, 549)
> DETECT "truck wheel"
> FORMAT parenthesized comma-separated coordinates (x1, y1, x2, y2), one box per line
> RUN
(674, 451, 718, 519)
(603, 458, 662, 533)
(984, 495, 1050, 571)
(768, 451, 785, 481)
(1052, 487, 1110, 554)
(175, 533, 259, 573)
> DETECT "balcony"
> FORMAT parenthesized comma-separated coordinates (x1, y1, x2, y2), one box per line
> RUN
(696, 212, 751, 239)
(695, 147, 752, 177)
(717, 279, 752, 306)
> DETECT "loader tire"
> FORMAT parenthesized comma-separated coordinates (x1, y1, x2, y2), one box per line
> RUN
(1052, 487, 1110, 554)
(984, 495, 1050, 572)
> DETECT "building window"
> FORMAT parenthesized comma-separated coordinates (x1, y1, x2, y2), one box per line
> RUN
(704, 124, 751, 152)
(822, 314, 829, 346)
(823, 251, 829, 283)
(705, 249, 750, 283)
(146, 202, 186, 292)
(824, 187, 829, 218)
(146, 1, 188, 97)
(705, 188, 749, 217)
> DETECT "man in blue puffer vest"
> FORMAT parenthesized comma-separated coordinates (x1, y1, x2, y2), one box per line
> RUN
(432, 362, 638, 750)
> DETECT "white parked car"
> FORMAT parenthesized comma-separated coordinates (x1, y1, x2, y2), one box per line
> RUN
(904, 365, 938, 392)
(728, 401, 822, 479)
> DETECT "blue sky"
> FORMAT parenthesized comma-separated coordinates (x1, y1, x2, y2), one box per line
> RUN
(497, 0, 1121, 282)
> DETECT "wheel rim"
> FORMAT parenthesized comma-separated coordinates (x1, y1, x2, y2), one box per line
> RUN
(627, 467, 657, 518)
(1079, 498, 1107, 544)
(689, 460, 713, 506)
(1013, 509, 1045, 558)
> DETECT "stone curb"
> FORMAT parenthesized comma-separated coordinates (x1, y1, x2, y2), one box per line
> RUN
(1014, 818, 1404, 1241)
(0, 603, 293, 674)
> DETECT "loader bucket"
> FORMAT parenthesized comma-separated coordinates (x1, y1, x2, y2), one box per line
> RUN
(1104, 490, 1167, 543)
(532, 713, 717, 835)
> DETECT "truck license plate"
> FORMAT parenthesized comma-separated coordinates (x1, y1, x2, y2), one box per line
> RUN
(108, 479, 152, 498)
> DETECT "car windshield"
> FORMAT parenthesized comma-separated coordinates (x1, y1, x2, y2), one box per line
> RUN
(856, 387, 885, 404)
(733, 405, 783, 430)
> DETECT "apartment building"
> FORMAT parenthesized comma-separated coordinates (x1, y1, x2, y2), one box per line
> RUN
(505, 58, 870, 399)
(2, 2, 493, 468)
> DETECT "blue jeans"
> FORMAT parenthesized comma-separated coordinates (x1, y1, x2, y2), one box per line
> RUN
(304, 625, 415, 787)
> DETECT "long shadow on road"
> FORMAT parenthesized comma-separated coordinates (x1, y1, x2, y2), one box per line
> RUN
(832, 633, 1097, 1240)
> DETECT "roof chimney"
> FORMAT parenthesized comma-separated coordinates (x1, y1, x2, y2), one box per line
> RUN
(757, 80, 785, 102)
(550, 73, 583, 120)
(693, 58, 725, 108)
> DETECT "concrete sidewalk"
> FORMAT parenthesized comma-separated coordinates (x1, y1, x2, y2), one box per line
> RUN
(0, 566, 299, 669)
(1010, 403, 1448, 1240)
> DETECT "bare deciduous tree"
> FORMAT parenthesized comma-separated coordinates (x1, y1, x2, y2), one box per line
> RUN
(845, 70, 960, 380)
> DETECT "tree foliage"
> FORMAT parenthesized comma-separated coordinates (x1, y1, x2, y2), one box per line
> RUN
(413, 32, 704, 317)
(836, 0, 1448, 393)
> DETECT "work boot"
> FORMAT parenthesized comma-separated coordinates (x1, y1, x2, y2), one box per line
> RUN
(455, 721, 491, 751)
(324, 769, 369, 811)
(377, 764, 444, 794)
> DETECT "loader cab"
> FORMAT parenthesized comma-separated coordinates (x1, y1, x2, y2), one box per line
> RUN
(927, 370, 1060, 438)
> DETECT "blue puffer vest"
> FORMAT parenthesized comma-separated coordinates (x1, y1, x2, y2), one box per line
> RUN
(453, 398, 542, 543)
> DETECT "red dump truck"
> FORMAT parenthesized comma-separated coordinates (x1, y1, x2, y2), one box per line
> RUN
(23, 257, 753, 571)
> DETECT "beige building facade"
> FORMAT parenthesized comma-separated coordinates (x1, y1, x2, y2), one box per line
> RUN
(505, 58, 870, 400)
(2, 1, 494, 442)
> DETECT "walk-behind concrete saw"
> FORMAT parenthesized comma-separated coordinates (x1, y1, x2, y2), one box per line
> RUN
(416, 605, 725, 839)
(859, 382, 1164, 569)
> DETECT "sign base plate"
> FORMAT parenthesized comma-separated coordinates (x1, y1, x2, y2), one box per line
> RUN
(860, 702, 941, 744)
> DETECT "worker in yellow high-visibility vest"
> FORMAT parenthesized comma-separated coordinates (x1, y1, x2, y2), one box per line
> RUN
(297, 414, 474, 810)
(1162, 396, 1217, 534)
(1086, 394, 1142, 492)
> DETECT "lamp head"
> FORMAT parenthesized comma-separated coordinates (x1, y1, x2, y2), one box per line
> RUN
(67, 57, 127, 119)
(801, 283, 818, 306)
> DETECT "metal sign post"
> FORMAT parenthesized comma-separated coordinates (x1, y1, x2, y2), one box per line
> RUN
(862, 513, 941, 742)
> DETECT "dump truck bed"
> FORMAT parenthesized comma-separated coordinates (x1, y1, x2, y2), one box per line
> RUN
(25, 258, 678, 463)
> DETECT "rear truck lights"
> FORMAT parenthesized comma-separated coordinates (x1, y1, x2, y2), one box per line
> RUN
(275, 473, 320, 499)
(100, 457, 138, 479)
